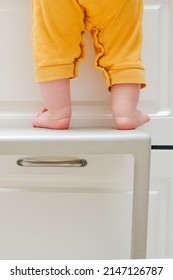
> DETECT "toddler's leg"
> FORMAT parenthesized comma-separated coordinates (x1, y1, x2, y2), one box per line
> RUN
(33, 79, 71, 129)
(111, 84, 150, 130)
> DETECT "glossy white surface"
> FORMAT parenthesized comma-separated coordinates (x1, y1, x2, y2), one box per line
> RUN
(0, 122, 151, 259)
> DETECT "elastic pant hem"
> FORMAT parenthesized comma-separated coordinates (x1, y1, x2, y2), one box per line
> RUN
(107, 68, 147, 90)
(35, 64, 77, 82)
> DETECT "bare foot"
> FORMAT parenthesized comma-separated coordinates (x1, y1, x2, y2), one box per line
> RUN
(113, 110, 150, 130)
(32, 108, 70, 130)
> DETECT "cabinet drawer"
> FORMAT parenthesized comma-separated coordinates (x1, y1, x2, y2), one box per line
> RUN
(0, 154, 134, 259)
(0, 154, 134, 188)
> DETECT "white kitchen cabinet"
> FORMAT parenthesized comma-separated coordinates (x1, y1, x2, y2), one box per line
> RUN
(0, 152, 134, 260)
(0, 0, 173, 259)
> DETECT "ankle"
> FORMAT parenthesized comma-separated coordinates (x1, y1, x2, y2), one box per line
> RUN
(111, 83, 141, 117)
(47, 105, 72, 119)
(112, 108, 137, 118)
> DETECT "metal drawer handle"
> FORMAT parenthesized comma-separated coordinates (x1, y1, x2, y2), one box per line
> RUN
(16, 158, 87, 167)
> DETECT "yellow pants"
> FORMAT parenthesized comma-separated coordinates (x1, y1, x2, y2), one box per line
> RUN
(32, 0, 146, 89)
